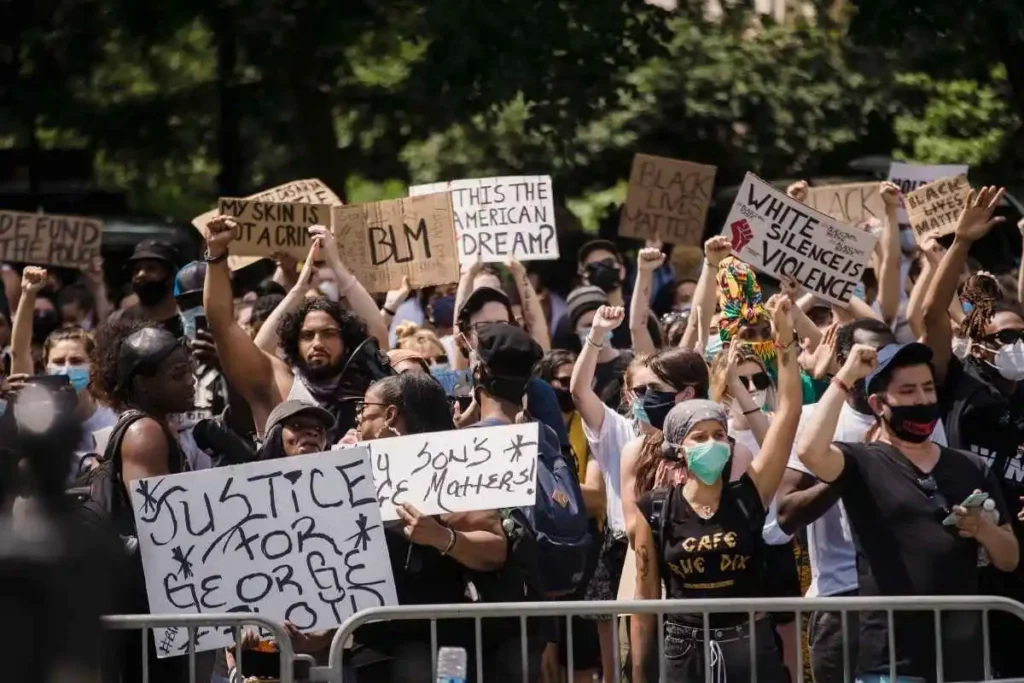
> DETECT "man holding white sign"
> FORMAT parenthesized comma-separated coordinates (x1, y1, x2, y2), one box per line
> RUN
(410, 175, 559, 262)
(722, 173, 879, 305)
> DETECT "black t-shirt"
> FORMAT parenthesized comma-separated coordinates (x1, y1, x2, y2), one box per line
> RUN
(639, 474, 765, 627)
(832, 441, 1010, 680)
(594, 351, 633, 410)
(112, 305, 184, 339)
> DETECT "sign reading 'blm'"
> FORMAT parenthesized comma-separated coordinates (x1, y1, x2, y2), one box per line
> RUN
(0, 210, 102, 268)
(131, 448, 396, 657)
(804, 183, 886, 226)
(904, 174, 970, 239)
(193, 179, 344, 271)
(332, 192, 460, 293)
(619, 155, 717, 245)
(722, 173, 879, 305)
(217, 199, 331, 261)
(409, 176, 558, 262)
(355, 422, 540, 521)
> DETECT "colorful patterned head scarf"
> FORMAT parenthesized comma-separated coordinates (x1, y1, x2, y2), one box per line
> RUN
(716, 256, 776, 367)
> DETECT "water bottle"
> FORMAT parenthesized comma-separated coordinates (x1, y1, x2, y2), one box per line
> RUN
(436, 646, 468, 683)
(978, 498, 999, 567)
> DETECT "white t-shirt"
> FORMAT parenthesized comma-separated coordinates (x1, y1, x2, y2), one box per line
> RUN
(581, 404, 633, 534)
(787, 402, 948, 597)
(69, 404, 118, 483)
(729, 423, 792, 546)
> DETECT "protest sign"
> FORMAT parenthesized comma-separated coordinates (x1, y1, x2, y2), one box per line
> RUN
(722, 173, 879, 305)
(619, 155, 716, 245)
(361, 422, 540, 521)
(804, 183, 886, 225)
(0, 210, 102, 268)
(332, 192, 460, 293)
(409, 176, 557, 262)
(192, 179, 343, 270)
(216, 198, 331, 261)
(887, 162, 969, 227)
(904, 174, 971, 239)
(131, 448, 396, 657)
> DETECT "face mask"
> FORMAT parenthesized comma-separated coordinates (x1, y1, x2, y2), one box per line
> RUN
(685, 440, 731, 485)
(882, 401, 940, 443)
(852, 281, 867, 301)
(319, 281, 340, 302)
(180, 306, 203, 340)
(48, 363, 90, 392)
(585, 261, 621, 293)
(431, 295, 456, 328)
(705, 335, 724, 362)
(751, 389, 768, 410)
(989, 340, 1024, 382)
(579, 327, 613, 348)
(961, 301, 975, 316)
(951, 336, 969, 360)
(553, 387, 575, 414)
(133, 278, 170, 307)
(639, 389, 676, 431)
(899, 228, 917, 253)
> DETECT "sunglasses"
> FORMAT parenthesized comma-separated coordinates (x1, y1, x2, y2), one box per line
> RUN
(982, 329, 1024, 347)
(739, 372, 772, 392)
(916, 475, 949, 513)
(354, 400, 387, 417)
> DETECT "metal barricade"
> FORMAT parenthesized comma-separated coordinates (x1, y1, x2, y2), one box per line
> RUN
(102, 613, 297, 683)
(312, 596, 1024, 683)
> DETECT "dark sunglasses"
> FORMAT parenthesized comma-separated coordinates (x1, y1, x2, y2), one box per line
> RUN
(916, 475, 949, 513)
(739, 372, 772, 392)
(982, 329, 1024, 347)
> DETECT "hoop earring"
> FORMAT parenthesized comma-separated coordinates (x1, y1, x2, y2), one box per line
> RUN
(387, 425, 401, 437)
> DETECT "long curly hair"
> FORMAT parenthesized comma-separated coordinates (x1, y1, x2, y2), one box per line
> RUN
(959, 272, 1002, 341)
(277, 296, 369, 368)
(88, 318, 159, 412)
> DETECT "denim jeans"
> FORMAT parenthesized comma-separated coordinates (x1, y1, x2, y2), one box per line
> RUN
(660, 618, 788, 683)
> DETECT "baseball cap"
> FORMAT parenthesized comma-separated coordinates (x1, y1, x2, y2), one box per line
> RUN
(566, 286, 608, 329)
(475, 323, 543, 380)
(173, 261, 207, 298)
(130, 239, 180, 268)
(116, 327, 182, 390)
(265, 399, 334, 435)
(457, 286, 513, 331)
(865, 342, 933, 395)
(578, 239, 621, 266)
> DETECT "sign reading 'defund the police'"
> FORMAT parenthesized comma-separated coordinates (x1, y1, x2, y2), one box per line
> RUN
(722, 173, 879, 305)
(131, 448, 396, 657)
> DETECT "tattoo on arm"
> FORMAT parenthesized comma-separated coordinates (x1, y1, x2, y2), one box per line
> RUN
(638, 545, 650, 580)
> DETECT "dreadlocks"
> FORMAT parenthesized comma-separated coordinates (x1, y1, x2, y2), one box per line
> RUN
(959, 272, 1002, 341)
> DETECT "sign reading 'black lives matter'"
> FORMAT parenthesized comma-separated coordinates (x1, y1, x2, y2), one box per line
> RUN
(722, 173, 879, 305)
(131, 449, 397, 657)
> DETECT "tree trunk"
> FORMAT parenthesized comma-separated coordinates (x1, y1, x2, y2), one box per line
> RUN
(214, 5, 242, 196)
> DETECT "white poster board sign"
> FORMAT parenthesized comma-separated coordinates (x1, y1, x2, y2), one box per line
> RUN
(131, 449, 397, 657)
(886, 162, 969, 226)
(409, 176, 557, 262)
(362, 422, 540, 521)
(721, 173, 879, 305)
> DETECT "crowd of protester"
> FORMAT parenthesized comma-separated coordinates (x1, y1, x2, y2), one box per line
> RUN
(2, 180, 1024, 683)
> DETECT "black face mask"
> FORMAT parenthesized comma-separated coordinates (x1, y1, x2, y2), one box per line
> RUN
(133, 278, 171, 307)
(640, 389, 676, 431)
(585, 261, 621, 293)
(553, 387, 575, 414)
(883, 401, 940, 443)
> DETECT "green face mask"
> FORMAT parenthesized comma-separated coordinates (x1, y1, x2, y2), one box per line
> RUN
(685, 440, 731, 485)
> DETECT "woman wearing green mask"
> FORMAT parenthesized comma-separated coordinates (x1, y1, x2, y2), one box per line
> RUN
(631, 294, 802, 683)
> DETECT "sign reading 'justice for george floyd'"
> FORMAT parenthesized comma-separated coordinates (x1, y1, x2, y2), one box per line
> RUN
(409, 176, 558, 262)
(217, 199, 331, 260)
(722, 173, 879, 305)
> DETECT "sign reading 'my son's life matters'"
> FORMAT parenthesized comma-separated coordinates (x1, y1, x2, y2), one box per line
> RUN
(722, 173, 879, 305)
(131, 448, 397, 657)
(409, 176, 558, 262)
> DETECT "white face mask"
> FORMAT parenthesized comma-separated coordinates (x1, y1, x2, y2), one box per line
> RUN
(951, 336, 970, 359)
(319, 281, 340, 302)
(751, 389, 768, 409)
(989, 340, 1024, 382)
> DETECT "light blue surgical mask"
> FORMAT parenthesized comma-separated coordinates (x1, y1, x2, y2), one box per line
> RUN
(685, 439, 731, 485)
(852, 281, 867, 301)
(48, 364, 90, 392)
(180, 306, 203, 340)
(962, 301, 975, 315)
(580, 326, 613, 348)
(704, 335, 724, 362)
(631, 398, 650, 425)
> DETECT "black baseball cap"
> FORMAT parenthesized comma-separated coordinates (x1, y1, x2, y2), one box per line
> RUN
(578, 239, 621, 266)
(457, 286, 513, 332)
(475, 323, 543, 380)
(116, 327, 182, 390)
(130, 239, 181, 268)
(264, 399, 334, 435)
(866, 342, 933, 394)
(173, 261, 206, 298)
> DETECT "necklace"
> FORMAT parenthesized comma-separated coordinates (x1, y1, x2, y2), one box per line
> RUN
(692, 502, 716, 519)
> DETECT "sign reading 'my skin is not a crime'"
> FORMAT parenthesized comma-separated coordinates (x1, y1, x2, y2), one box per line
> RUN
(217, 198, 331, 261)
(722, 173, 879, 305)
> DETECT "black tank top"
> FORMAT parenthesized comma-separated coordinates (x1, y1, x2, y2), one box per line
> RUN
(640, 474, 766, 627)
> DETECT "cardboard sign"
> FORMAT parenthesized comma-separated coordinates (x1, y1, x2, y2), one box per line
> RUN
(887, 162, 969, 226)
(804, 183, 886, 225)
(332, 192, 460, 293)
(131, 449, 397, 657)
(0, 210, 102, 268)
(216, 199, 331, 261)
(904, 174, 971, 239)
(619, 155, 716, 245)
(192, 178, 343, 271)
(360, 422, 539, 521)
(722, 173, 879, 305)
(409, 176, 557, 262)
